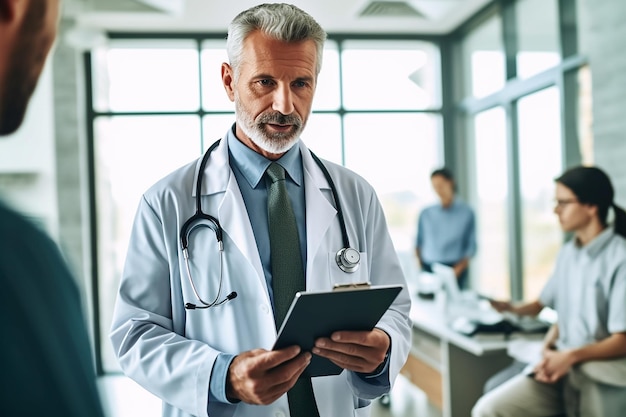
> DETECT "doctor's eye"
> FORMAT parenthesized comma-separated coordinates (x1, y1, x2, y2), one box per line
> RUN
(257, 79, 275, 87)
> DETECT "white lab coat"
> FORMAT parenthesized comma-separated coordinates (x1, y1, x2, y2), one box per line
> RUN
(110, 139, 412, 417)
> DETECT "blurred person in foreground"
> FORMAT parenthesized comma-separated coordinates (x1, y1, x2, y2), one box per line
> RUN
(415, 167, 476, 289)
(473, 166, 626, 417)
(0, 0, 105, 415)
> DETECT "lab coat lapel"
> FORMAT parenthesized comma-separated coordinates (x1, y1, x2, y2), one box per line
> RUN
(219, 177, 266, 285)
(300, 142, 337, 285)
(194, 139, 266, 292)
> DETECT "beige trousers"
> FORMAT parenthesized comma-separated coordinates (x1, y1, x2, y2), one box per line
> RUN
(471, 361, 626, 417)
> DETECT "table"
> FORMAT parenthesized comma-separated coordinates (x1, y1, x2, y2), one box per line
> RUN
(399, 297, 518, 417)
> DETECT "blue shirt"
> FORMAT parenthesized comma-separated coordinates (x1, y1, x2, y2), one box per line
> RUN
(209, 126, 306, 404)
(415, 198, 476, 265)
(227, 127, 307, 304)
(210, 126, 389, 405)
(209, 125, 306, 403)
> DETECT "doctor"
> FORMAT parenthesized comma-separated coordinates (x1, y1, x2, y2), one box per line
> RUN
(110, 4, 412, 417)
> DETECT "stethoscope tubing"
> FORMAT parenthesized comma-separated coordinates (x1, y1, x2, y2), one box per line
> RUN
(181, 139, 359, 309)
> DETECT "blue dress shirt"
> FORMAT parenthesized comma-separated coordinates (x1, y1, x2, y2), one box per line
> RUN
(209, 127, 306, 404)
(415, 198, 476, 265)
(210, 125, 389, 405)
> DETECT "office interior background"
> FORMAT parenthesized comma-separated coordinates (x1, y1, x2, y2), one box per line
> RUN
(1, 0, 624, 415)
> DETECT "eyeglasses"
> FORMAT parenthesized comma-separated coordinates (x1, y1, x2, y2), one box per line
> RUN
(555, 198, 579, 208)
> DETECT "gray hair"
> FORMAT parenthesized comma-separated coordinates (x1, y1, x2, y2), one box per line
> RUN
(226, 3, 327, 77)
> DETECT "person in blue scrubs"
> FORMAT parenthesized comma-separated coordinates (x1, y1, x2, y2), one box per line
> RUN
(0, 1, 104, 415)
(415, 168, 477, 289)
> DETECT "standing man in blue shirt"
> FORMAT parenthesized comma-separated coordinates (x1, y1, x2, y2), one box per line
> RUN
(415, 168, 477, 289)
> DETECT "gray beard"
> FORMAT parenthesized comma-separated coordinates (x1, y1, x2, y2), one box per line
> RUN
(235, 101, 304, 154)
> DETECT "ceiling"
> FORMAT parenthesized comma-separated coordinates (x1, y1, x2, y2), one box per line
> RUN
(65, 0, 493, 35)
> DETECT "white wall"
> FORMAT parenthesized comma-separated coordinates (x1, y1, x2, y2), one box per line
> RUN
(578, 0, 626, 203)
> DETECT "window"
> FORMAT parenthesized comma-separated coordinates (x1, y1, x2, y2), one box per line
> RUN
(515, 0, 561, 79)
(94, 116, 201, 372)
(341, 40, 441, 110)
(454, 0, 582, 301)
(517, 87, 563, 300)
(343, 112, 442, 276)
(89, 36, 443, 373)
(461, 14, 506, 98)
(93, 40, 200, 112)
(471, 107, 510, 298)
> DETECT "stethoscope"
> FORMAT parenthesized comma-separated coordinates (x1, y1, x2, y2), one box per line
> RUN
(181, 139, 361, 310)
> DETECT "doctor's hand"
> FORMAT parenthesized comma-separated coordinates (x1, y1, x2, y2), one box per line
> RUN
(226, 346, 311, 405)
(312, 328, 390, 374)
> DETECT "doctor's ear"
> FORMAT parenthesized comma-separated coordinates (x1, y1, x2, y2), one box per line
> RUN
(221, 63, 236, 102)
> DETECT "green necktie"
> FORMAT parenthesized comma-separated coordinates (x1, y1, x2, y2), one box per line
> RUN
(266, 162, 320, 417)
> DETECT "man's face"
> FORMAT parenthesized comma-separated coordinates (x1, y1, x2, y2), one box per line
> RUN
(553, 182, 597, 233)
(222, 30, 317, 159)
(431, 175, 454, 204)
(0, 0, 60, 135)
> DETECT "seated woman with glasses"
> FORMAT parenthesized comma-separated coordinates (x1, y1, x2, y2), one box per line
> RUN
(473, 165, 626, 417)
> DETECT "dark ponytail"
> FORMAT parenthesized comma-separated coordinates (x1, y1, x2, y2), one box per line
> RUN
(556, 165, 626, 239)
(612, 203, 626, 238)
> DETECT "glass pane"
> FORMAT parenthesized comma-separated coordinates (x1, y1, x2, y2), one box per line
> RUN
(312, 42, 340, 111)
(95, 115, 202, 372)
(516, 0, 561, 79)
(200, 40, 340, 112)
(203, 114, 236, 151)
(472, 107, 509, 298)
(93, 40, 200, 112)
(201, 40, 236, 112)
(301, 113, 342, 164)
(343, 113, 442, 281)
(461, 15, 506, 98)
(517, 87, 563, 300)
(342, 40, 441, 110)
(578, 65, 594, 165)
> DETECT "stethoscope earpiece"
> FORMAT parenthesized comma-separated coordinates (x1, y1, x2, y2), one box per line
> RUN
(336, 247, 360, 273)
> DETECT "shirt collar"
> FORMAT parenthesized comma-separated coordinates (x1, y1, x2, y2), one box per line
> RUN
(226, 125, 303, 189)
(439, 196, 459, 209)
(577, 227, 614, 258)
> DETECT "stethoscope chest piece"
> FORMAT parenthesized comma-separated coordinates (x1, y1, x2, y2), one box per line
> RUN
(336, 247, 360, 273)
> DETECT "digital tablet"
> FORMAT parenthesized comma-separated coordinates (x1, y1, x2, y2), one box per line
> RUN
(272, 284, 403, 378)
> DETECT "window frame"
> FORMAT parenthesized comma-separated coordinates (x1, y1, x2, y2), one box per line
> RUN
(85, 32, 447, 375)
(446, 0, 585, 301)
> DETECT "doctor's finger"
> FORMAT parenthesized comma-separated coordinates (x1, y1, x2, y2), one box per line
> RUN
(267, 353, 311, 387)
(268, 352, 312, 381)
(250, 354, 311, 404)
(226, 351, 309, 404)
(254, 345, 303, 370)
(328, 328, 390, 349)
(313, 347, 375, 373)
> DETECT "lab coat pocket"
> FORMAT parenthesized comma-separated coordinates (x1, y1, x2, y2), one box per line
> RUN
(327, 251, 369, 287)
(353, 399, 372, 417)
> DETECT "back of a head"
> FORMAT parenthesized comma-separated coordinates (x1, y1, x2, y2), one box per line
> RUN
(556, 165, 626, 237)
(0, 0, 60, 135)
(226, 3, 327, 77)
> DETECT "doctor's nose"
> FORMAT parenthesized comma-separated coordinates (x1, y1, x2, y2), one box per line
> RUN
(272, 85, 295, 115)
